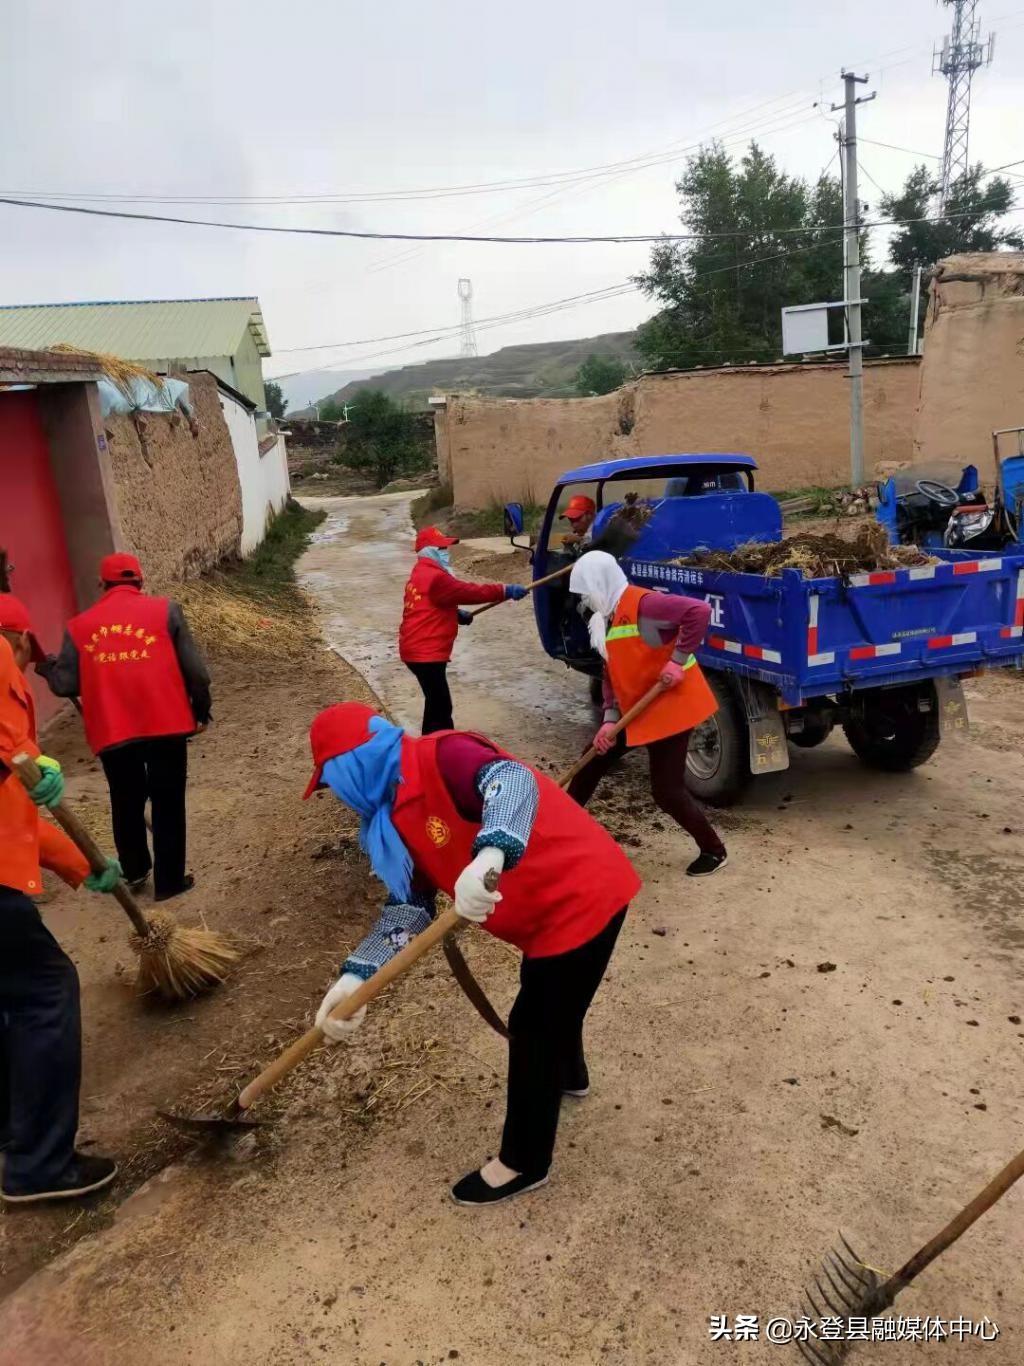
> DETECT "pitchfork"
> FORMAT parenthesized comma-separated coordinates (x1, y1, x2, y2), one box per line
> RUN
(794, 1145, 1024, 1363)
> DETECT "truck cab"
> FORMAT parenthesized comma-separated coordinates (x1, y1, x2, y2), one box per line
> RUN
(530, 453, 777, 675)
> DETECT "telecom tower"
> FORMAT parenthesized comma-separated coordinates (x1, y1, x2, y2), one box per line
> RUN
(933, 0, 995, 210)
(457, 279, 478, 359)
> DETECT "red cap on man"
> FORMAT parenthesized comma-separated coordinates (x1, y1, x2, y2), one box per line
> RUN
(0, 593, 45, 663)
(414, 526, 459, 552)
(560, 495, 596, 523)
(303, 702, 379, 799)
(100, 552, 144, 585)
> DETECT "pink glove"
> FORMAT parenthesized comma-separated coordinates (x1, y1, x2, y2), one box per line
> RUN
(659, 660, 686, 688)
(594, 722, 618, 754)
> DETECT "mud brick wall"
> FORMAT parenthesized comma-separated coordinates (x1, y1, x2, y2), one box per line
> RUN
(914, 252, 1024, 469)
(105, 371, 243, 586)
(442, 358, 920, 507)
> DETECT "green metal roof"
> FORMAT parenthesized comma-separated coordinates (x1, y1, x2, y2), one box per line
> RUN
(0, 296, 270, 360)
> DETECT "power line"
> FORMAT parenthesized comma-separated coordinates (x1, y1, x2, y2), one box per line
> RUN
(1, 191, 1017, 244)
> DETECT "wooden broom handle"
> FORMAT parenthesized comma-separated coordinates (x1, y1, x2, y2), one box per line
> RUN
(12, 751, 152, 939)
(236, 883, 492, 1111)
(556, 681, 667, 790)
(888, 1145, 1024, 1295)
(469, 561, 574, 617)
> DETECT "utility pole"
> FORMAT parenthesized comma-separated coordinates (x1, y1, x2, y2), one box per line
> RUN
(832, 71, 875, 487)
(457, 278, 478, 359)
(908, 264, 924, 356)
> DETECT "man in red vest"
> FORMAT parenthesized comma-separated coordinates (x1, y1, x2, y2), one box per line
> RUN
(568, 551, 727, 877)
(1, 593, 121, 1204)
(304, 701, 641, 1205)
(40, 553, 211, 901)
(399, 526, 528, 734)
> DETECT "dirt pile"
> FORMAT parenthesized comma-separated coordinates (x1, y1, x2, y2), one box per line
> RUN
(674, 523, 937, 579)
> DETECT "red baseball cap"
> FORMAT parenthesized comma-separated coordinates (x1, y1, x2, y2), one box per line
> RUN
(560, 495, 596, 522)
(0, 593, 45, 663)
(415, 526, 459, 552)
(303, 702, 379, 799)
(100, 552, 143, 584)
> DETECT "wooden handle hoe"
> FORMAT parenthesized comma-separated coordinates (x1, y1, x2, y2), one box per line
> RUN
(470, 562, 574, 618)
(160, 873, 500, 1136)
(556, 681, 667, 790)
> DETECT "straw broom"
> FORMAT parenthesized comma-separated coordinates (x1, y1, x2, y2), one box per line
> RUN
(13, 752, 237, 1001)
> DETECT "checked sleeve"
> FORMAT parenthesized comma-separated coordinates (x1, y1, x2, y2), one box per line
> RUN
(341, 889, 436, 981)
(470, 758, 539, 870)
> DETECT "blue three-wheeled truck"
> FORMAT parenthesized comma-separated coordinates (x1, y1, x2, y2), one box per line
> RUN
(519, 454, 1024, 805)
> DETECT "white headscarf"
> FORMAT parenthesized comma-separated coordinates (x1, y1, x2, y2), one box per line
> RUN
(569, 551, 629, 658)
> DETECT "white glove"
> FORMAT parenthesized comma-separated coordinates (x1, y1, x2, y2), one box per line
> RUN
(454, 847, 505, 923)
(315, 972, 367, 1043)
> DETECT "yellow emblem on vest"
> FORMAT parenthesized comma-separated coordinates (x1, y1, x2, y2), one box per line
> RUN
(426, 816, 451, 848)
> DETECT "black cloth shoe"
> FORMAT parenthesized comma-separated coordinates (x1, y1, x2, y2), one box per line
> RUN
(450, 1168, 549, 1206)
(2, 1153, 117, 1205)
(127, 873, 150, 894)
(154, 874, 195, 903)
(686, 851, 728, 877)
(563, 1061, 590, 1098)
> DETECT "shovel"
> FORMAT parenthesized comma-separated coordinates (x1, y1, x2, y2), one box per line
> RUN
(556, 681, 667, 789)
(160, 875, 497, 1138)
(795, 1144, 1024, 1363)
(469, 562, 574, 617)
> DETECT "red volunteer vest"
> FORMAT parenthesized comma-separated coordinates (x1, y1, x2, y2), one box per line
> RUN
(398, 559, 459, 664)
(606, 586, 717, 746)
(68, 586, 196, 753)
(392, 733, 641, 958)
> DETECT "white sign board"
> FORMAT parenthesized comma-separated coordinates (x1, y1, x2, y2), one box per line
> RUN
(781, 303, 830, 355)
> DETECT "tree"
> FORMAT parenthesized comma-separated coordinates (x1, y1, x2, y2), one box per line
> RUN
(882, 163, 1023, 286)
(264, 380, 287, 419)
(633, 142, 851, 370)
(340, 389, 430, 488)
(575, 353, 628, 395)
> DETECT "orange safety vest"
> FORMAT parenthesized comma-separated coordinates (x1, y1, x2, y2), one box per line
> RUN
(605, 585, 717, 747)
(0, 636, 88, 895)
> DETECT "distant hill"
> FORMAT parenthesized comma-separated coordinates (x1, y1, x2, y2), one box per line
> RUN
(273, 368, 379, 414)
(295, 331, 639, 413)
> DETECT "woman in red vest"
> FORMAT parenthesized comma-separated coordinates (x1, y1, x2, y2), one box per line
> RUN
(399, 526, 528, 734)
(304, 701, 640, 1205)
(41, 553, 211, 901)
(568, 551, 727, 877)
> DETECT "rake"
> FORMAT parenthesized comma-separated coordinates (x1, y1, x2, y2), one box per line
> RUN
(795, 1144, 1024, 1363)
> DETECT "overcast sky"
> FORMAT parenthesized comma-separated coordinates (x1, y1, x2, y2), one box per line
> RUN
(3, 0, 1023, 393)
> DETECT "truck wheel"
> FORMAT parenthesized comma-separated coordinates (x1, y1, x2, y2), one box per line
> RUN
(842, 686, 941, 772)
(788, 711, 834, 749)
(685, 674, 751, 807)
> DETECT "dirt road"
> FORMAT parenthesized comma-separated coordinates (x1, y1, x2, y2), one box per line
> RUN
(2, 491, 1022, 1365)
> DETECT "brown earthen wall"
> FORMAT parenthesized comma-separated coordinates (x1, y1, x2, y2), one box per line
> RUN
(913, 252, 1024, 469)
(105, 371, 243, 587)
(445, 359, 919, 506)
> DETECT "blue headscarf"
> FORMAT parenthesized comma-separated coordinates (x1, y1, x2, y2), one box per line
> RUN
(419, 545, 452, 573)
(321, 715, 413, 902)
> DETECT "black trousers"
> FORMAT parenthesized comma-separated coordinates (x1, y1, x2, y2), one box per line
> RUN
(0, 887, 81, 1193)
(405, 661, 454, 735)
(500, 909, 626, 1177)
(99, 736, 188, 897)
(568, 728, 725, 857)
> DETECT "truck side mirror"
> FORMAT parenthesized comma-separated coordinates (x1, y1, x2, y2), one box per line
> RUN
(503, 502, 524, 537)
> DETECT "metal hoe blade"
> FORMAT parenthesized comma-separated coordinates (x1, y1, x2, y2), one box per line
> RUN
(157, 1108, 266, 1137)
(793, 1234, 893, 1364)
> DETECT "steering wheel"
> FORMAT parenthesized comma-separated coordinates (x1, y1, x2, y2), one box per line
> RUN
(915, 478, 960, 508)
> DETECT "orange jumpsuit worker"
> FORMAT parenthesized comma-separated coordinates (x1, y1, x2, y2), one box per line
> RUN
(567, 551, 727, 877)
(0, 594, 120, 1205)
(399, 526, 528, 735)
